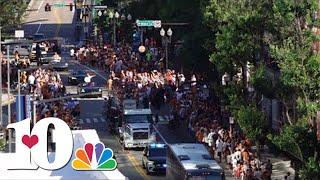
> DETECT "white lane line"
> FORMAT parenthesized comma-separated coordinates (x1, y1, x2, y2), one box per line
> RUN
(100, 118, 106, 122)
(93, 118, 98, 123)
(79, 119, 84, 124)
(86, 118, 91, 123)
(37, 0, 44, 13)
(36, 22, 42, 33)
(75, 62, 107, 81)
(153, 125, 168, 145)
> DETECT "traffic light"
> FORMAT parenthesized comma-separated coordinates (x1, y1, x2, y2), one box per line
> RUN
(69, 3, 73, 11)
(45, 3, 51, 12)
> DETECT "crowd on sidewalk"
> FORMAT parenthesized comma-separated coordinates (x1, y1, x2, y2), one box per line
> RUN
(19, 68, 66, 99)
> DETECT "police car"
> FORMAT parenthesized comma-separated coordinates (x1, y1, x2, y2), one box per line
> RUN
(142, 143, 167, 174)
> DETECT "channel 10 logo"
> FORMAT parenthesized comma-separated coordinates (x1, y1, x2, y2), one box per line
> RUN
(6, 118, 117, 171)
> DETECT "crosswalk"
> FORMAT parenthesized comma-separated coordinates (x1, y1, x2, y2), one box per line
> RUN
(77, 115, 169, 125)
(78, 117, 107, 124)
(152, 115, 170, 124)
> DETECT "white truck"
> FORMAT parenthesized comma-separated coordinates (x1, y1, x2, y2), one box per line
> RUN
(119, 108, 156, 149)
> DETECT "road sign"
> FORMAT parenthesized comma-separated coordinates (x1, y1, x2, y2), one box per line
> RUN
(53, 2, 66, 7)
(15, 30, 24, 38)
(136, 20, 161, 28)
(154, 20, 161, 28)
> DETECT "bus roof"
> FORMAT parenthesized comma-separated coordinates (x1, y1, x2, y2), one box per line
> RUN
(169, 143, 222, 171)
(124, 109, 152, 115)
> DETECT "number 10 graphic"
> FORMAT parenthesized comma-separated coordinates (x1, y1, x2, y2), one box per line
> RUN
(6, 118, 74, 170)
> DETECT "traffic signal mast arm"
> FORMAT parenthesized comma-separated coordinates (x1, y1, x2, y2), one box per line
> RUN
(44, 3, 107, 12)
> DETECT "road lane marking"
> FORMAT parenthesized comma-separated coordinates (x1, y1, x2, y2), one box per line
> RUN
(153, 125, 168, 144)
(85, 118, 90, 123)
(36, 22, 42, 33)
(127, 154, 150, 180)
(36, 0, 44, 13)
(113, 135, 150, 179)
(79, 119, 84, 124)
(93, 118, 98, 123)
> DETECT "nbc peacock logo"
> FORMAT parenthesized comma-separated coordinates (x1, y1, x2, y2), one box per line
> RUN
(72, 142, 117, 170)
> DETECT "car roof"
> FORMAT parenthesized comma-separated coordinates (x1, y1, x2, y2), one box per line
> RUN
(148, 143, 166, 149)
(169, 143, 222, 171)
(124, 109, 152, 115)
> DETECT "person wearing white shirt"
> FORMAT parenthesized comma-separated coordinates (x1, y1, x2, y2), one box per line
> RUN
(216, 138, 223, 162)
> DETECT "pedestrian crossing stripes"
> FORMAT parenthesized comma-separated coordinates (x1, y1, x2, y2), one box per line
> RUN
(152, 115, 170, 124)
(78, 117, 107, 124)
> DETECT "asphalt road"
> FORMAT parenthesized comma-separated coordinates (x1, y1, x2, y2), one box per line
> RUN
(23, 0, 76, 42)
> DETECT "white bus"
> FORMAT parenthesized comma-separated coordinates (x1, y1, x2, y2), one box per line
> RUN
(167, 143, 225, 180)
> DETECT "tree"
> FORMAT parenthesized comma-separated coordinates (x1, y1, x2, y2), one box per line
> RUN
(235, 105, 266, 157)
(204, 0, 320, 177)
(0, 0, 27, 36)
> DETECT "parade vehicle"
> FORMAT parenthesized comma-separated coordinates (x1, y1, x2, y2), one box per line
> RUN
(13, 44, 31, 58)
(77, 83, 103, 98)
(142, 143, 167, 175)
(50, 60, 69, 71)
(167, 143, 225, 180)
(29, 43, 47, 61)
(68, 70, 87, 85)
(119, 108, 156, 149)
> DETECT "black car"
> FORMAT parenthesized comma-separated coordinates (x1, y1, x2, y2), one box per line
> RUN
(68, 70, 87, 85)
(142, 144, 167, 174)
(77, 83, 102, 98)
(50, 60, 69, 71)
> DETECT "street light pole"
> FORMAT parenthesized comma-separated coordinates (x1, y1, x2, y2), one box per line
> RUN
(113, 19, 116, 47)
(165, 39, 168, 70)
(18, 69, 21, 121)
(160, 28, 172, 70)
(0, 26, 2, 129)
(7, 45, 11, 152)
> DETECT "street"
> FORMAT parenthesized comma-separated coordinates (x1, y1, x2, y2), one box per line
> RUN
(1, 0, 311, 179)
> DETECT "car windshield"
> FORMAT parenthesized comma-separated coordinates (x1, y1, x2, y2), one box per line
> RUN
(149, 148, 166, 157)
(125, 114, 151, 123)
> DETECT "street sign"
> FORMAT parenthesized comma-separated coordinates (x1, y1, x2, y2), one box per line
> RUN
(15, 30, 24, 38)
(154, 20, 161, 28)
(53, 2, 66, 7)
(136, 20, 161, 28)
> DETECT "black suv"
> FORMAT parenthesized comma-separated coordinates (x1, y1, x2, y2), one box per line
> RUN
(142, 144, 167, 174)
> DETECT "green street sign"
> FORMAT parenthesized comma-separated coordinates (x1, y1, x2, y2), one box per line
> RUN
(53, 3, 65, 7)
(136, 20, 154, 27)
(136, 20, 162, 28)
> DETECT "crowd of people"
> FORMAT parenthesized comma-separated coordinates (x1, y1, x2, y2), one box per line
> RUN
(20, 68, 66, 99)
(75, 38, 274, 179)
(35, 100, 80, 127)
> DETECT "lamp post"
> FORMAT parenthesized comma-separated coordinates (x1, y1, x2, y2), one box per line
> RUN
(108, 11, 119, 48)
(0, 26, 2, 129)
(6, 45, 12, 152)
(108, 11, 131, 48)
(160, 28, 173, 70)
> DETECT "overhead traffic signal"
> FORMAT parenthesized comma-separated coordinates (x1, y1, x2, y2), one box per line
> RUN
(69, 3, 73, 11)
(45, 3, 51, 12)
